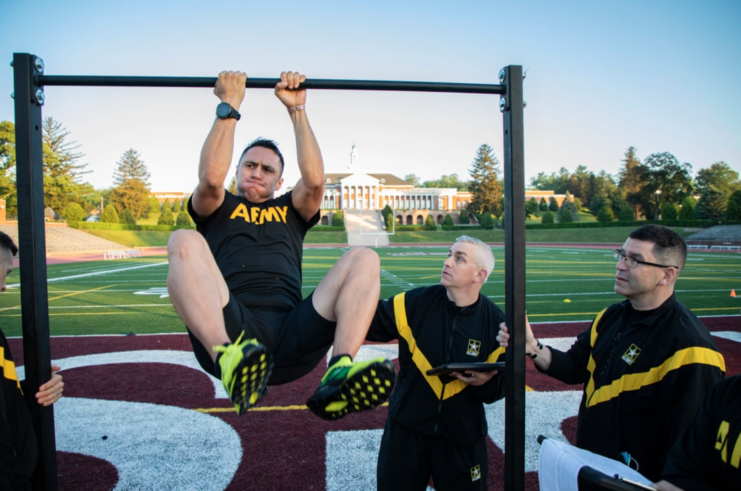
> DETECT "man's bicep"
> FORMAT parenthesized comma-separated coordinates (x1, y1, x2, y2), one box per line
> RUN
(191, 183, 225, 219)
(291, 178, 323, 222)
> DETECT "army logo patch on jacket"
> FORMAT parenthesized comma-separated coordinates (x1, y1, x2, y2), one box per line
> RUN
(471, 465, 481, 481)
(621, 344, 642, 365)
(467, 339, 481, 357)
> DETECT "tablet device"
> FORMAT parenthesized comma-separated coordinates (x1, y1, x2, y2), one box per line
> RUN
(426, 362, 505, 378)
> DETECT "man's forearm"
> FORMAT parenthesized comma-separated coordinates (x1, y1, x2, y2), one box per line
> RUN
(290, 110, 324, 188)
(528, 341, 553, 371)
(199, 119, 238, 188)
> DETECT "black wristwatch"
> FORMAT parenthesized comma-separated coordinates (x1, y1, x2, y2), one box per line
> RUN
(216, 102, 241, 121)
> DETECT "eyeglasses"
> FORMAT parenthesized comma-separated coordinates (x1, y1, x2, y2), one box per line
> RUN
(613, 249, 677, 269)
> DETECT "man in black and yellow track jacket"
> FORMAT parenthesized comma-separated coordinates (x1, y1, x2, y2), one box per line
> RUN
(367, 236, 504, 491)
(0, 232, 64, 490)
(498, 225, 725, 483)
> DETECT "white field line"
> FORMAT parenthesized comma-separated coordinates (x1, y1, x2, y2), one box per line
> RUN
(380, 269, 415, 290)
(0, 304, 173, 310)
(6, 314, 738, 339)
(486, 288, 738, 299)
(7, 262, 169, 288)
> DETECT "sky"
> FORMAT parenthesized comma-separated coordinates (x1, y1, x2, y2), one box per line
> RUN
(1, 0, 740, 193)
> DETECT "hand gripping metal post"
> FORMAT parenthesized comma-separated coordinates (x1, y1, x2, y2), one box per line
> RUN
(12, 53, 526, 490)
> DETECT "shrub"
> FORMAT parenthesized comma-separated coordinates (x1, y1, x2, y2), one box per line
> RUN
(661, 202, 678, 220)
(385, 212, 393, 230)
(176, 211, 193, 227)
(597, 207, 614, 222)
(458, 210, 470, 224)
(100, 204, 119, 224)
(158, 206, 174, 226)
(480, 212, 495, 230)
(172, 199, 182, 213)
(678, 196, 696, 220)
(559, 208, 574, 223)
(573, 198, 582, 212)
(442, 214, 454, 226)
(150, 197, 162, 213)
(618, 206, 635, 221)
(381, 204, 393, 222)
(425, 215, 435, 227)
(62, 202, 86, 223)
(332, 210, 344, 228)
(120, 209, 136, 225)
(548, 197, 559, 212)
(526, 198, 539, 218)
(541, 211, 554, 224)
(539, 197, 548, 212)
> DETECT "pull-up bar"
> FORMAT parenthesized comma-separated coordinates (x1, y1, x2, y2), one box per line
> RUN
(36, 75, 506, 94)
(13, 52, 526, 491)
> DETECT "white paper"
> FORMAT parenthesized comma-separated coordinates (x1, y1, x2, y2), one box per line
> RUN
(539, 438, 654, 491)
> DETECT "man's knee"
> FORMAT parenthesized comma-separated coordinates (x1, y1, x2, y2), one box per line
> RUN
(168, 229, 204, 260)
(341, 247, 380, 275)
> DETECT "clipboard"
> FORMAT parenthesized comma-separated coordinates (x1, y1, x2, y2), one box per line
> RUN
(426, 362, 505, 378)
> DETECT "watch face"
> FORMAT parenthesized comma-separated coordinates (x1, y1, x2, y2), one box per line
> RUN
(216, 103, 231, 119)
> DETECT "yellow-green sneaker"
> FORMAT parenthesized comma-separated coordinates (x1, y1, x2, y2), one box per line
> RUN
(213, 333, 273, 415)
(306, 356, 396, 420)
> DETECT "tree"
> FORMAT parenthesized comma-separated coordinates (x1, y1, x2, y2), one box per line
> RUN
(678, 196, 696, 220)
(422, 174, 468, 191)
(526, 198, 539, 218)
(559, 208, 574, 223)
(158, 206, 174, 225)
(559, 196, 580, 222)
(618, 146, 643, 218)
(630, 152, 692, 220)
(228, 176, 238, 195)
(539, 197, 548, 212)
(0, 121, 17, 217)
(100, 204, 119, 223)
(176, 211, 193, 227)
(425, 215, 435, 228)
(696, 162, 740, 201)
(541, 211, 555, 224)
(597, 207, 614, 222)
(62, 202, 86, 222)
(695, 187, 726, 219)
(381, 204, 393, 225)
(149, 197, 161, 214)
(573, 198, 582, 212)
(661, 202, 678, 220)
(110, 149, 151, 219)
(549, 197, 559, 212)
(618, 206, 635, 221)
(332, 210, 344, 227)
(42, 117, 91, 213)
(404, 174, 421, 187)
(162, 198, 172, 212)
(442, 214, 454, 226)
(468, 144, 503, 215)
(120, 209, 136, 225)
(725, 190, 741, 221)
(172, 199, 181, 213)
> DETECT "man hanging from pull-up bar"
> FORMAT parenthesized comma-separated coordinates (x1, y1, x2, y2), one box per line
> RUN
(167, 70, 395, 419)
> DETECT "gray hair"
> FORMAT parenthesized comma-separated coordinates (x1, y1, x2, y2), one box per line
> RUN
(455, 235, 495, 281)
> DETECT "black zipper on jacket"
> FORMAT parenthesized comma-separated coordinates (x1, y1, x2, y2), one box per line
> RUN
(434, 308, 462, 434)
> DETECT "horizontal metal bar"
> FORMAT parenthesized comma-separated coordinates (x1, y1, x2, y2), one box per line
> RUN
(36, 75, 505, 94)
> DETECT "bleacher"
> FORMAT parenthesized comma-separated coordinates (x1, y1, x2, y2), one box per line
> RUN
(0, 224, 130, 256)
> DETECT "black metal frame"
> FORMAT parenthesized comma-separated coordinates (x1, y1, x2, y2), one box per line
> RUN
(12, 52, 526, 491)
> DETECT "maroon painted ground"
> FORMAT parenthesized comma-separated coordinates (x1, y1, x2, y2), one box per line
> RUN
(9, 316, 740, 490)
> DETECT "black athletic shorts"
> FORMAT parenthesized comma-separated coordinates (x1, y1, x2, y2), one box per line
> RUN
(187, 291, 337, 385)
(377, 418, 488, 491)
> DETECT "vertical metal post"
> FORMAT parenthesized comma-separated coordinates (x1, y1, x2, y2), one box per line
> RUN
(502, 64, 526, 491)
(13, 52, 58, 491)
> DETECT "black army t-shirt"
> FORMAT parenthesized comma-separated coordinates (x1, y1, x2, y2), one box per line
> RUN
(188, 190, 319, 312)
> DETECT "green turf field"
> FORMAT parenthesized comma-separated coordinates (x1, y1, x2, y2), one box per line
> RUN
(388, 227, 692, 243)
(2, 246, 738, 337)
